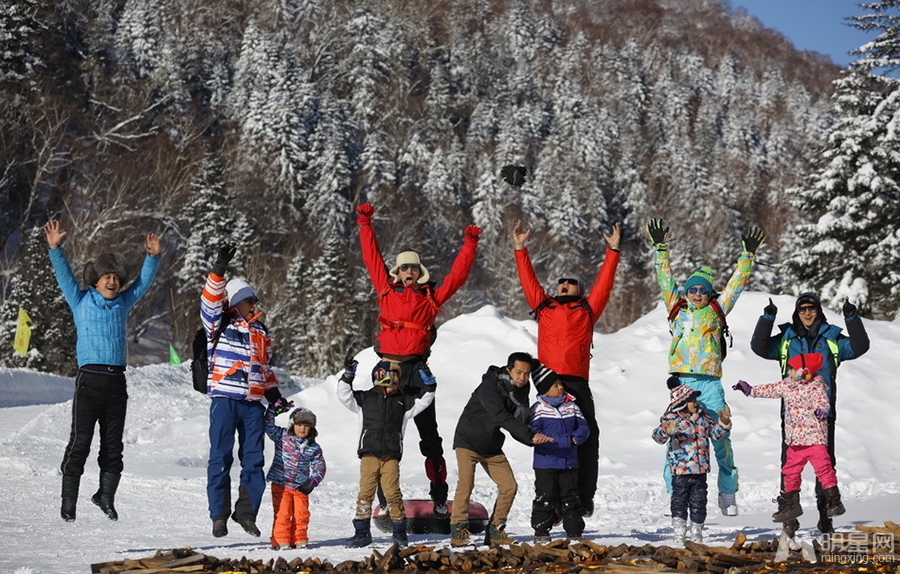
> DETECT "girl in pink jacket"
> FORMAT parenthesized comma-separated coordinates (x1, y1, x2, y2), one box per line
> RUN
(733, 353, 845, 523)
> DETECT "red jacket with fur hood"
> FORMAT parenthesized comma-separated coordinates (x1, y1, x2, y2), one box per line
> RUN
(359, 222, 477, 357)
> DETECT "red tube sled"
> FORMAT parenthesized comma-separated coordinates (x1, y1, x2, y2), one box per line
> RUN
(373, 499, 490, 535)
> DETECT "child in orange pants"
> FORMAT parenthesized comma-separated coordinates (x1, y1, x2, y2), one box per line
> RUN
(264, 405, 326, 549)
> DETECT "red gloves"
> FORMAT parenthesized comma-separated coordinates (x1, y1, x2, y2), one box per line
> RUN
(464, 225, 482, 243)
(356, 203, 375, 225)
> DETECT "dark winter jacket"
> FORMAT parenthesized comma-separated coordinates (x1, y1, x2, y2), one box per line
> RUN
(337, 372, 434, 460)
(750, 310, 869, 406)
(453, 365, 535, 457)
(48, 247, 160, 367)
(358, 222, 477, 357)
(515, 247, 620, 380)
(264, 404, 326, 491)
(529, 393, 590, 470)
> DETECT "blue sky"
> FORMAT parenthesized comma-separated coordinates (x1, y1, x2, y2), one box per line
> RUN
(730, 1, 874, 67)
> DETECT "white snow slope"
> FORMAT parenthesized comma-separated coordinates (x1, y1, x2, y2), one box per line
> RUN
(2, 291, 898, 573)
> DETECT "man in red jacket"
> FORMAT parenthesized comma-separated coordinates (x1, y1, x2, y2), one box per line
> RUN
(356, 203, 482, 517)
(513, 218, 621, 516)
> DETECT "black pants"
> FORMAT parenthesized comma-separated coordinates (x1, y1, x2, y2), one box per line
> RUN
(560, 376, 598, 505)
(60, 369, 128, 477)
(671, 474, 708, 523)
(532, 468, 584, 536)
(781, 403, 836, 526)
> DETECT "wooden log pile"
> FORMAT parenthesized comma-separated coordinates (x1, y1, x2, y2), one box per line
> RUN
(90, 524, 899, 574)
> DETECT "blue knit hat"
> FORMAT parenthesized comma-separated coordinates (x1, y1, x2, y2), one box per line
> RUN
(684, 266, 715, 294)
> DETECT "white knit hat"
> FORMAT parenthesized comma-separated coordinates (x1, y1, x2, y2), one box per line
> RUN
(225, 278, 257, 306)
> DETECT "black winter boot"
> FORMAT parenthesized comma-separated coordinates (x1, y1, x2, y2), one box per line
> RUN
(61, 475, 80, 522)
(772, 490, 802, 522)
(823, 486, 846, 518)
(345, 518, 372, 548)
(92, 472, 121, 520)
(391, 519, 409, 547)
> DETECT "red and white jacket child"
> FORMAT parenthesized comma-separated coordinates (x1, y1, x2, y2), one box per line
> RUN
(733, 352, 846, 522)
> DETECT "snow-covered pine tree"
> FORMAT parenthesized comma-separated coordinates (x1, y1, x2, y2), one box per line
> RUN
(0, 227, 77, 375)
(784, 0, 900, 319)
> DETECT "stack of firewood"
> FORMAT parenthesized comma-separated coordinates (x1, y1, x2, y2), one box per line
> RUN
(89, 523, 899, 574)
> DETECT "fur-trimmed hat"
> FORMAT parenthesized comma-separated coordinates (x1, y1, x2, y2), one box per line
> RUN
(290, 408, 317, 428)
(389, 251, 430, 284)
(225, 278, 257, 306)
(667, 374, 701, 412)
(684, 266, 715, 295)
(531, 361, 560, 395)
(83, 252, 128, 287)
(787, 353, 824, 380)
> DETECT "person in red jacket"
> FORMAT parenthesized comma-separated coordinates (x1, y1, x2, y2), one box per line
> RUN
(356, 203, 481, 517)
(513, 218, 621, 516)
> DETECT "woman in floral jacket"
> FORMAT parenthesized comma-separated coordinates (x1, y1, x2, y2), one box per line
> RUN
(733, 352, 845, 524)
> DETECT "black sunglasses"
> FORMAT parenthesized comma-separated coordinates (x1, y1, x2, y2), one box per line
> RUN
(558, 278, 579, 286)
(798, 305, 817, 313)
(399, 264, 421, 272)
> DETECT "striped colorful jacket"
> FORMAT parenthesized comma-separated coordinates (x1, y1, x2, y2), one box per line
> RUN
(264, 404, 326, 491)
(655, 249, 755, 378)
(200, 272, 277, 400)
(652, 410, 730, 475)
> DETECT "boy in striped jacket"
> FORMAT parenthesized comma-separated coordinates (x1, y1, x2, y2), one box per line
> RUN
(528, 362, 590, 543)
(264, 406, 326, 550)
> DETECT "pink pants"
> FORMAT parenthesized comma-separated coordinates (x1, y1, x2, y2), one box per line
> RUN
(782, 444, 837, 492)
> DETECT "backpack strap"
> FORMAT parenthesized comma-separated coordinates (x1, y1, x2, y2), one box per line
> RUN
(208, 314, 232, 366)
(668, 297, 732, 350)
(531, 296, 593, 321)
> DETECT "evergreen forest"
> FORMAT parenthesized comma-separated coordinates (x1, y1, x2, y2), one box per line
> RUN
(2, 0, 898, 377)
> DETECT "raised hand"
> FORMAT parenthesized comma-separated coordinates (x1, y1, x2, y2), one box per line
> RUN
(356, 203, 375, 225)
(272, 397, 294, 416)
(717, 405, 732, 426)
(512, 219, 532, 250)
(604, 222, 622, 251)
(43, 220, 67, 249)
(464, 225, 482, 243)
(842, 300, 858, 318)
(764, 297, 777, 317)
(741, 226, 765, 255)
(145, 233, 161, 257)
(213, 242, 236, 276)
(647, 218, 669, 245)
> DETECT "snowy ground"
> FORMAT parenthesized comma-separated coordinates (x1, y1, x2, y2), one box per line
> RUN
(2, 291, 899, 574)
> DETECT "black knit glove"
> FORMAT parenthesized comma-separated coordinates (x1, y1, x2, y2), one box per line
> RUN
(764, 297, 777, 317)
(741, 227, 765, 255)
(842, 300, 858, 318)
(500, 165, 527, 187)
(212, 242, 236, 277)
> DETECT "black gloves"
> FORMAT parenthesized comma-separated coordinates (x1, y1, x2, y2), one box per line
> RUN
(842, 300, 858, 318)
(343, 354, 358, 381)
(647, 218, 669, 246)
(500, 165, 527, 187)
(212, 242, 237, 277)
(764, 297, 777, 317)
(741, 226, 765, 255)
(298, 483, 312, 495)
(264, 386, 283, 404)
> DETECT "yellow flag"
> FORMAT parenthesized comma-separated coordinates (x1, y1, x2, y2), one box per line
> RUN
(13, 307, 32, 356)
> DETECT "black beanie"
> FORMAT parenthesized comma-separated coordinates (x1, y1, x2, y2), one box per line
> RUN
(532, 361, 560, 395)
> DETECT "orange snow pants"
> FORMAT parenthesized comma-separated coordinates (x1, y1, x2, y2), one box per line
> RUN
(270, 483, 310, 548)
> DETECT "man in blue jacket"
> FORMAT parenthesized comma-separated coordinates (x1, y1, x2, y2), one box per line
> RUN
(750, 292, 869, 535)
(45, 220, 161, 523)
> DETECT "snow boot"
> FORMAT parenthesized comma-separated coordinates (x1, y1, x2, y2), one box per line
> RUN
(391, 519, 408, 548)
(485, 522, 514, 546)
(823, 486, 846, 518)
(212, 517, 228, 537)
(91, 472, 120, 520)
(61, 475, 79, 522)
(231, 511, 261, 537)
(450, 522, 471, 547)
(772, 490, 802, 522)
(671, 517, 687, 546)
(689, 521, 704, 544)
(345, 519, 372, 548)
(427, 457, 449, 517)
